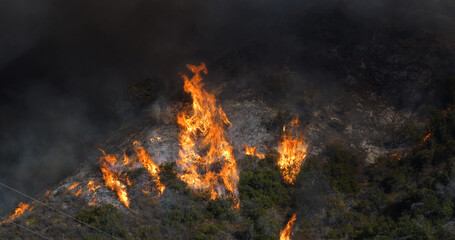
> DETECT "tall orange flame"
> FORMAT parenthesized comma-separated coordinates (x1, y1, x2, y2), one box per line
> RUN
(1, 202, 33, 224)
(133, 141, 165, 195)
(277, 117, 308, 184)
(280, 213, 297, 240)
(99, 150, 130, 208)
(177, 63, 239, 202)
(243, 144, 265, 159)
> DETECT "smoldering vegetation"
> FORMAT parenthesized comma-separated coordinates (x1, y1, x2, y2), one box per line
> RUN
(0, 0, 454, 225)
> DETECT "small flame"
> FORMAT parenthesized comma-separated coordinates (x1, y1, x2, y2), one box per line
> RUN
(422, 132, 432, 142)
(391, 153, 402, 161)
(133, 142, 165, 195)
(1, 202, 33, 224)
(68, 182, 80, 190)
(277, 117, 308, 184)
(99, 151, 130, 208)
(243, 144, 265, 159)
(86, 180, 100, 193)
(75, 188, 82, 196)
(280, 213, 297, 240)
(156, 137, 163, 142)
(122, 151, 131, 166)
(177, 63, 239, 204)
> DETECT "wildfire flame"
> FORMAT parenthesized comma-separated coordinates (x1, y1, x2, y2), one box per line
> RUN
(243, 144, 265, 159)
(277, 117, 308, 184)
(133, 141, 165, 195)
(177, 63, 239, 202)
(68, 182, 80, 190)
(422, 132, 432, 142)
(99, 150, 130, 208)
(68, 180, 101, 205)
(280, 213, 297, 240)
(1, 202, 33, 224)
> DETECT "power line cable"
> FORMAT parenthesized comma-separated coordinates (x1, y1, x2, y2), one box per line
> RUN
(0, 215, 52, 240)
(0, 181, 119, 240)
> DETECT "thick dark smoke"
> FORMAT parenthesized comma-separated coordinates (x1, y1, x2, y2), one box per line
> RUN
(1, 0, 454, 214)
(0, 0, 304, 215)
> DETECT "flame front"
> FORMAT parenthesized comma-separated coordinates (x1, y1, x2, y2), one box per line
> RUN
(133, 141, 165, 195)
(243, 144, 265, 159)
(177, 63, 239, 202)
(1, 202, 33, 224)
(280, 213, 297, 240)
(99, 151, 130, 208)
(277, 117, 308, 184)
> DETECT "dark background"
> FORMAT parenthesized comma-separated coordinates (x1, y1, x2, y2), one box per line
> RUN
(1, 0, 454, 215)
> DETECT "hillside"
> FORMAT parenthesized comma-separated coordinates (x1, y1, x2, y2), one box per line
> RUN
(1, 0, 455, 239)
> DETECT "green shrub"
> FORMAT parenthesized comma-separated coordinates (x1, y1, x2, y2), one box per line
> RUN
(159, 161, 186, 192)
(164, 204, 202, 227)
(239, 168, 287, 209)
(325, 144, 363, 194)
(76, 204, 125, 237)
(192, 222, 219, 240)
(126, 167, 146, 179)
(206, 198, 235, 220)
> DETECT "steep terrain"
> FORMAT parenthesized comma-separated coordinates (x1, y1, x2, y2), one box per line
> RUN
(1, 0, 455, 239)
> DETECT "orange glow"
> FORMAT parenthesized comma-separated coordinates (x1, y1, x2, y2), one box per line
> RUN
(99, 151, 130, 208)
(243, 144, 265, 159)
(423, 132, 432, 142)
(133, 142, 165, 195)
(86, 180, 100, 193)
(391, 153, 402, 161)
(177, 63, 239, 203)
(75, 188, 82, 196)
(277, 117, 308, 184)
(68, 182, 80, 190)
(88, 199, 97, 206)
(280, 213, 296, 240)
(1, 202, 33, 224)
(122, 151, 131, 166)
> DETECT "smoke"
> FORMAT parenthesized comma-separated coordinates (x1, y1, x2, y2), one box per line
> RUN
(1, 0, 454, 214)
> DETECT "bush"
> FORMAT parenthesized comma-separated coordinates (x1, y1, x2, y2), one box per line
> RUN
(206, 198, 236, 220)
(76, 204, 125, 238)
(164, 205, 202, 227)
(192, 222, 219, 240)
(239, 168, 287, 209)
(126, 167, 147, 179)
(325, 144, 363, 194)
